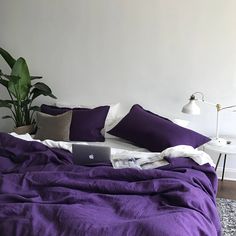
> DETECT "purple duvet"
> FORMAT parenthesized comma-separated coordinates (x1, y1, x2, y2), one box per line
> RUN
(0, 133, 220, 236)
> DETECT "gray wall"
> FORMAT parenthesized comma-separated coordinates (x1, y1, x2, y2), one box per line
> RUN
(1, 0, 236, 175)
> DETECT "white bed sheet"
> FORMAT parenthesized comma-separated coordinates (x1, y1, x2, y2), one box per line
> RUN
(71, 138, 148, 152)
(12, 133, 147, 152)
(10, 133, 215, 168)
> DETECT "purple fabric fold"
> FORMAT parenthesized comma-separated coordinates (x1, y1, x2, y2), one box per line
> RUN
(0, 133, 221, 236)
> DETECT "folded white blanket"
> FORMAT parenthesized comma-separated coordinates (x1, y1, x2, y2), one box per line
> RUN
(10, 133, 215, 169)
(160, 145, 215, 167)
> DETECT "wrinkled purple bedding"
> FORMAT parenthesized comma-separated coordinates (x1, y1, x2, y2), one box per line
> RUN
(0, 133, 221, 236)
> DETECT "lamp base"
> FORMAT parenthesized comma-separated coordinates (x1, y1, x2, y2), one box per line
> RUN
(209, 137, 227, 146)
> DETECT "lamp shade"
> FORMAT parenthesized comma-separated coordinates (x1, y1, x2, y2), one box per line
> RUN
(182, 100, 200, 115)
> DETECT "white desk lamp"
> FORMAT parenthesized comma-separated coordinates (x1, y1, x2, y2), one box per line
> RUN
(182, 92, 236, 146)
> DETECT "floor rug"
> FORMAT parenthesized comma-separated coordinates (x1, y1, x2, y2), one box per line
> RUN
(217, 198, 236, 236)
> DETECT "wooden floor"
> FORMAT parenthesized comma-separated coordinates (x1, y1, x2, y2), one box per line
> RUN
(217, 180, 236, 200)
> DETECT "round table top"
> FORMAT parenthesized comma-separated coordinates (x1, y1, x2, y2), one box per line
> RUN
(204, 139, 236, 154)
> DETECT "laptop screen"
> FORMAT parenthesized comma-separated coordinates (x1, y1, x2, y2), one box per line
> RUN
(72, 144, 111, 165)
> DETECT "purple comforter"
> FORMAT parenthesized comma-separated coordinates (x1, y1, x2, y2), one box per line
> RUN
(0, 133, 221, 236)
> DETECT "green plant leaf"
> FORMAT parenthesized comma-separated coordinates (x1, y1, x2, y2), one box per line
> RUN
(30, 76, 42, 80)
(31, 82, 57, 100)
(31, 88, 57, 100)
(0, 78, 8, 88)
(33, 82, 52, 93)
(48, 93, 57, 99)
(1, 73, 20, 81)
(8, 57, 31, 100)
(30, 88, 45, 100)
(0, 99, 17, 105)
(29, 105, 40, 111)
(0, 100, 12, 108)
(0, 48, 16, 69)
(2, 115, 13, 119)
(20, 99, 31, 108)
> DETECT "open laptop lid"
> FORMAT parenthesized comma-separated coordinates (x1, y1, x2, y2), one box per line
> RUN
(72, 144, 111, 165)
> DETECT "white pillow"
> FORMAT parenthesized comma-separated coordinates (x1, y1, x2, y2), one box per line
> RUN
(55, 102, 121, 133)
(55, 102, 79, 109)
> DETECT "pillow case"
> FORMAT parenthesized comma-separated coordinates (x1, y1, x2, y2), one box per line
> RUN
(41, 104, 109, 141)
(55, 102, 120, 131)
(35, 111, 72, 141)
(108, 104, 210, 152)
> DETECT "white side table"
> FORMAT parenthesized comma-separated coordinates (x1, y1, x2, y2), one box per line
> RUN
(204, 141, 236, 181)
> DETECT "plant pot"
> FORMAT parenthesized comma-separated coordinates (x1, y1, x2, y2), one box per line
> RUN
(13, 124, 34, 135)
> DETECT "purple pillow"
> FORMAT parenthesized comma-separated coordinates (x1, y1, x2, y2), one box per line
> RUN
(108, 104, 210, 152)
(41, 104, 109, 141)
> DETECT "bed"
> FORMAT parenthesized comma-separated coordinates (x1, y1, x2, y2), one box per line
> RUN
(0, 132, 221, 236)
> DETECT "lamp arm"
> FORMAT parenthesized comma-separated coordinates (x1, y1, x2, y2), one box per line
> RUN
(220, 105, 236, 111)
(200, 100, 217, 106)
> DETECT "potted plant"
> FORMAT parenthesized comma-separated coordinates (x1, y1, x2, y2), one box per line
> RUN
(0, 47, 56, 134)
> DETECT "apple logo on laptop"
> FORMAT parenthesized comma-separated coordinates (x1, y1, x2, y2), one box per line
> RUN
(89, 154, 95, 160)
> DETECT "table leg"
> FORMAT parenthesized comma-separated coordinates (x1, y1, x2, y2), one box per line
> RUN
(215, 153, 221, 170)
(221, 154, 227, 181)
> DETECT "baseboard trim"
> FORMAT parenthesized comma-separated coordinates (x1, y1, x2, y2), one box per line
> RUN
(216, 167, 236, 181)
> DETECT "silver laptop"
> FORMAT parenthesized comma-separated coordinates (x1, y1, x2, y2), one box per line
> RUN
(72, 144, 111, 165)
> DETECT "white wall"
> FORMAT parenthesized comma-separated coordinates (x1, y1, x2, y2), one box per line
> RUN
(1, 0, 236, 173)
